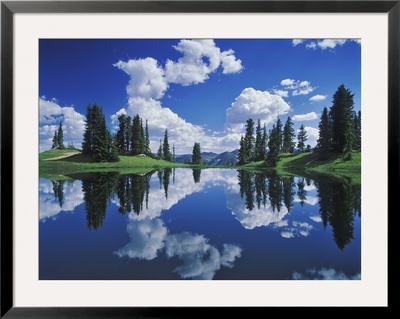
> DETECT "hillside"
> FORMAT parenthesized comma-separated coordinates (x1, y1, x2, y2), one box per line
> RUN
(175, 150, 238, 166)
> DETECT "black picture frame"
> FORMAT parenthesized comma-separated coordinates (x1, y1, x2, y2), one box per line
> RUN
(1, 0, 394, 317)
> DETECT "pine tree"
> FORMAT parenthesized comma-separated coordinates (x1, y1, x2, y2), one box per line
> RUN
(276, 118, 283, 153)
(82, 103, 119, 162)
(261, 124, 268, 159)
(145, 119, 151, 155)
(282, 117, 295, 153)
(237, 135, 248, 165)
(157, 139, 163, 159)
(51, 129, 58, 149)
(316, 106, 331, 158)
(163, 129, 172, 161)
(266, 124, 279, 167)
(330, 84, 355, 154)
(172, 144, 176, 163)
(116, 114, 126, 153)
(82, 104, 94, 155)
(353, 110, 361, 150)
(57, 121, 64, 149)
(244, 119, 255, 161)
(131, 115, 144, 155)
(254, 119, 263, 161)
(125, 115, 132, 152)
(192, 142, 202, 164)
(297, 124, 308, 153)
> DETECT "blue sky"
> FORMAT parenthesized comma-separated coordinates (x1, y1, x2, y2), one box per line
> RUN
(39, 38, 361, 154)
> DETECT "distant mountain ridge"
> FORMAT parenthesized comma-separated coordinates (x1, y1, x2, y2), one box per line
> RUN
(175, 149, 238, 166)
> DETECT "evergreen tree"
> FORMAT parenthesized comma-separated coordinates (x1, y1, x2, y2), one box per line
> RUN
(316, 106, 332, 158)
(266, 124, 279, 167)
(254, 119, 263, 161)
(237, 135, 248, 165)
(82, 103, 119, 162)
(157, 139, 163, 159)
(330, 84, 355, 155)
(172, 144, 176, 163)
(244, 119, 255, 161)
(51, 122, 65, 149)
(163, 129, 172, 161)
(261, 124, 268, 159)
(282, 117, 295, 153)
(125, 115, 132, 152)
(192, 142, 202, 164)
(57, 121, 64, 149)
(82, 104, 94, 155)
(297, 124, 308, 153)
(145, 119, 151, 155)
(276, 118, 283, 153)
(116, 114, 126, 152)
(51, 129, 58, 149)
(131, 115, 144, 155)
(353, 110, 361, 150)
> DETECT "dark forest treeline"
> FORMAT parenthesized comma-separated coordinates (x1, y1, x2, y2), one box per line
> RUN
(237, 84, 361, 168)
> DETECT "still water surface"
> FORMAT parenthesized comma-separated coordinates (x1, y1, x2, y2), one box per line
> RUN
(39, 168, 361, 280)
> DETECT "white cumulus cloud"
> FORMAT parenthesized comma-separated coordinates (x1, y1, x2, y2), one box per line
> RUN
(292, 39, 304, 46)
(225, 88, 291, 133)
(310, 94, 327, 102)
(39, 98, 85, 152)
(292, 112, 318, 122)
(112, 39, 244, 154)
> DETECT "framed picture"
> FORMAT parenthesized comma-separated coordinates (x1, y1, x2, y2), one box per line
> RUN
(1, 0, 395, 317)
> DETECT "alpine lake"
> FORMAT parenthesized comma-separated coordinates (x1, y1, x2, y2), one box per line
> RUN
(39, 168, 361, 280)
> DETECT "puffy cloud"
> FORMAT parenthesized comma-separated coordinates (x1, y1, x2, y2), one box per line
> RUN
(112, 39, 244, 154)
(310, 94, 327, 102)
(292, 112, 318, 122)
(39, 179, 84, 220)
(304, 126, 319, 147)
(281, 78, 296, 87)
(302, 39, 361, 51)
(306, 41, 317, 50)
(39, 98, 85, 152)
(309, 215, 322, 223)
(271, 89, 289, 98)
(114, 218, 168, 260)
(225, 88, 291, 133)
(165, 39, 242, 85)
(164, 233, 242, 280)
(280, 221, 314, 238)
(292, 83, 316, 96)
(279, 79, 316, 96)
(292, 39, 304, 46)
(114, 57, 168, 100)
(317, 39, 347, 50)
(292, 267, 361, 280)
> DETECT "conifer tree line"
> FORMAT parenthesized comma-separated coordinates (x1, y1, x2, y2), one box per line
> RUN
(237, 84, 361, 167)
(316, 84, 361, 160)
(51, 122, 65, 150)
(238, 116, 299, 167)
(115, 113, 151, 156)
(82, 103, 119, 162)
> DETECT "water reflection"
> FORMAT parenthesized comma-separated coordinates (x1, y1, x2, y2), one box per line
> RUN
(40, 169, 361, 250)
(115, 218, 242, 280)
(39, 168, 361, 279)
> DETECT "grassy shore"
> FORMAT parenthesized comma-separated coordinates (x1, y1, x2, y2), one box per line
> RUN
(39, 149, 361, 183)
(239, 151, 361, 183)
(276, 151, 361, 183)
(39, 149, 191, 179)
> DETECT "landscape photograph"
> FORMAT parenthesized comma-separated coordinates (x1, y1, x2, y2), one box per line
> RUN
(39, 38, 361, 280)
